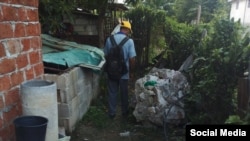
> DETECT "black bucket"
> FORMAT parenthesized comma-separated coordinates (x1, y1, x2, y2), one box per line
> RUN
(14, 115, 48, 141)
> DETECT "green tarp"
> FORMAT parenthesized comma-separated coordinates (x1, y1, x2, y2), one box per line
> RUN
(42, 34, 105, 70)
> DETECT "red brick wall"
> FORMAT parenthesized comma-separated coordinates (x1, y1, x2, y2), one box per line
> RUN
(0, 0, 42, 141)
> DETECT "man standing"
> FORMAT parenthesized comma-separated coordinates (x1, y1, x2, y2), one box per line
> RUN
(104, 21, 136, 119)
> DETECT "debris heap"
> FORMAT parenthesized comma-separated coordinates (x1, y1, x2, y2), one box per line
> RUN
(133, 67, 189, 126)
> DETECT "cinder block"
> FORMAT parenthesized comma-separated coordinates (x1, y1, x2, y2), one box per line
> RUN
(43, 74, 58, 82)
(45, 66, 101, 134)
(58, 103, 71, 118)
(59, 86, 74, 103)
(58, 109, 81, 133)
(57, 73, 71, 89)
(58, 95, 79, 118)
(78, 97, 90, 118)
(74, 25, 85, 32)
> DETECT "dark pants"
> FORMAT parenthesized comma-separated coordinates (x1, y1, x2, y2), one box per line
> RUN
(107, 78, 129, 116)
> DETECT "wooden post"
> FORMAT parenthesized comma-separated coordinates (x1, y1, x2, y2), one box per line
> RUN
(237, 77, 249, 117)
(197, 5, 201, 25)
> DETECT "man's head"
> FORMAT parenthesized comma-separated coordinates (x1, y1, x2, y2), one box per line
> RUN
(120, 21, 132, 35)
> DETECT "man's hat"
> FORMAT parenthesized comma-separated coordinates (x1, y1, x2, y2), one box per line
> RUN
(121, 21, 132, 33)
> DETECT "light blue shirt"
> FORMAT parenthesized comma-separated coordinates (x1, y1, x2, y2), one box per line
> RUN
(104, 33, 136, 79)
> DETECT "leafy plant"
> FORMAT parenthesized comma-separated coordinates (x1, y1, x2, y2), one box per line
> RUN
(225, 115, 245, 124)
(163, 17, 203, 70)
(185, 18, 250, 124)
(39, 0, 78, 34)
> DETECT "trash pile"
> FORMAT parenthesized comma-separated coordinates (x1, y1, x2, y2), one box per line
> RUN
(133, 67, 189, 126)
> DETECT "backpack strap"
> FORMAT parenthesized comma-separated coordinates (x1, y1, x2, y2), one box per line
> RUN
(110, 35, 117, 47)
(110, 35, 129, 49)
(118, 36, 129, 48)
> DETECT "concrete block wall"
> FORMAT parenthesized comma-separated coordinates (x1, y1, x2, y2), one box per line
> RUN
(64, 14, 98, 35)
(44, 67, 100, 133)
(0, 1, 42, 141)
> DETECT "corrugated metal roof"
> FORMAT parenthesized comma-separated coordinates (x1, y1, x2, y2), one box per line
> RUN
(42, 34, 105, 70)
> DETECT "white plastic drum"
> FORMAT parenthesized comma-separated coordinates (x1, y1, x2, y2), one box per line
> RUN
(21, 79, 58, 141)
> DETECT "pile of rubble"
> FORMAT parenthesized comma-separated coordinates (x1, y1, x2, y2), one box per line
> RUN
(133, 67, 189, 126)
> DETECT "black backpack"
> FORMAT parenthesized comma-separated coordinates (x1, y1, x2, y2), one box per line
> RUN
(105, 35, 129, 80)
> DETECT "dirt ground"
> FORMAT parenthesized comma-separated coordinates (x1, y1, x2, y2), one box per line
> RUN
(69, 78, 186, 141)
(70, 112, 168, 141)
(69, 106, 185, 141)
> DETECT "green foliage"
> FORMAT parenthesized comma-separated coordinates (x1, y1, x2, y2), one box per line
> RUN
(125, 6, 167, 75)
(142, 0, 169, 9)
(77, 0, 107, 10)
(82, 106, 110, 128)
(175, 0, 230, 23)
(124, 0, 250, 125)
(163, 17, 202, 70)
(126, 6, 166, 36)
(186, 19, 250, 124)
(39, 0, 109, 35)
(39, 0, 78, 34)
(225, 115, 246, 125)
(225, 112, 250, 125)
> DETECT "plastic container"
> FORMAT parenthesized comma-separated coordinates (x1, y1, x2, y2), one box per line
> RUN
(14, 115, 48, 141)
(21, 79, 58, 141)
